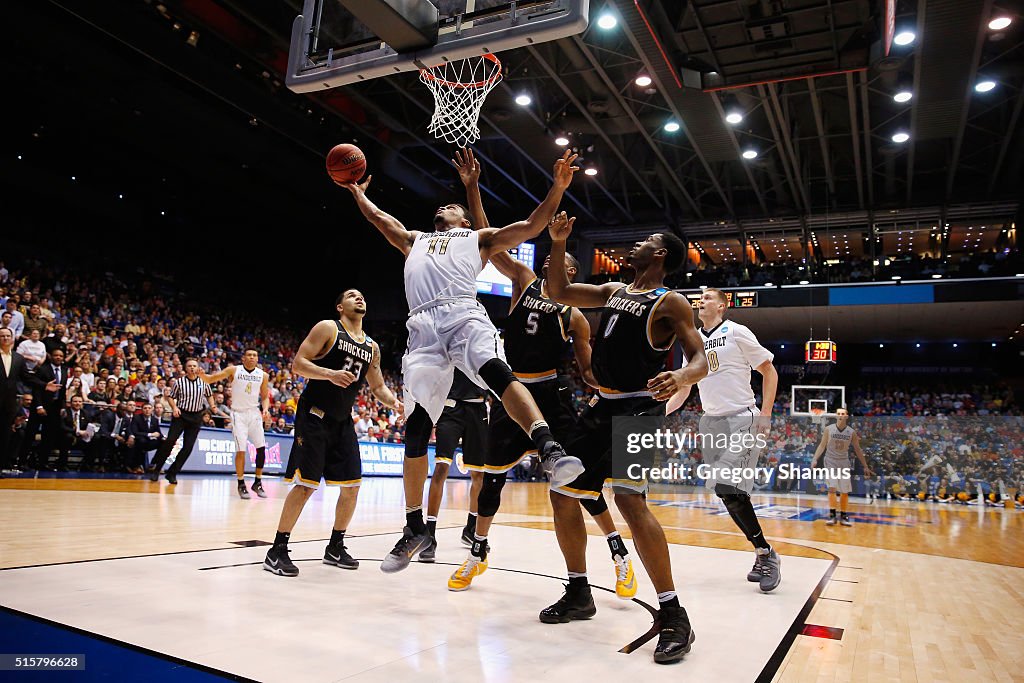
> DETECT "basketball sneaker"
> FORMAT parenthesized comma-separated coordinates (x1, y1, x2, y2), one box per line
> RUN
(237, 481, 250, 500)
(447, 556, 488, 591)
(252, 480, 267, 498)
(653, 604, 695, 664)
(539, 583, 597, 623)
(323, 543, 359, 569)
(539, 441, 584, 489)
(380, 526, 430, 574)
(418, 536, 437, 563)
(747, 552, 766, 582)
(460, 526, 475, 547)
(839, 514, 853, 527)
(757, 548, 782, 592)
(263, 544, 298, 577)
(825, 514, 838, 526)
(614, 555, 637, 599)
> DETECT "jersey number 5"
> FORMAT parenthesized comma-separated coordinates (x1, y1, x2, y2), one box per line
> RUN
(707, 350, 720, 372)
(525, 311, 539, 336)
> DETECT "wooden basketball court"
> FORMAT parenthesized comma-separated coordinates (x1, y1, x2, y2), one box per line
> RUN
(2, 475, 1021, 681)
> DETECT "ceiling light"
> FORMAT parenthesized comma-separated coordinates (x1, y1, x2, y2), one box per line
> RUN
(664, 121, 681, 132)
(597, 13, 617, 30)
(893, 90, 913, 103)
(799, 280, 809, 285)
(725, 111, 743, 124)
(555, 136, 570, 146)
(891, 131, 910, 143)
(988, 17, 1012, 30)
(893, 30, 916, 46)
(742, 149, 758, 159)
(584, 167, 598, 176)
(515, 94, 532, 106)
(635, 75, 652, 87)
(975, 80, 996, 93)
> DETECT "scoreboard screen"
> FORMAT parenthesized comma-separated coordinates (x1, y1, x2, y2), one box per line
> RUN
(805, 340, 838, 363)
(685, 290, 758, 309)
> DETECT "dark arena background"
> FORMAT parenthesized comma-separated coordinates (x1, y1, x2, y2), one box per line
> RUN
(1, 0, 1022, 681)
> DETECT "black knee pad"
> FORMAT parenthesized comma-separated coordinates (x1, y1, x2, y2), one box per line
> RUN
(477, 472, 507, 517)
(581, 494, 609, 517)
(255, 446, 266, 470)
(715, 484, 750, 501)
(478, 358, 517, 397)
(404, 405, 433, 459)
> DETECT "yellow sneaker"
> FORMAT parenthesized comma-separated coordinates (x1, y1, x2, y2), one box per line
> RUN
(448, 556, 488, 591)
(614, 555, 637, 599)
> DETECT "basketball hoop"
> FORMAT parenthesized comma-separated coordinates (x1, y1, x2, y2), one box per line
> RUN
(810, 407, 826, 425)
(420, 53, 502, 148)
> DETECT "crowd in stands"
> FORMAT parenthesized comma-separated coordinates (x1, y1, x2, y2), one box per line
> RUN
(652, 247, 1023, 289)
(1, 257, 1021, 502)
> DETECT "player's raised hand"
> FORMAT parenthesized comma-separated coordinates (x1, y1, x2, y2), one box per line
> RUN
(338, 175, 373, 195)
(452, 148, 481, 186)
(552, 149, 580, 188)
(329, 369, 358, 388)
(547, 211, 576, 241)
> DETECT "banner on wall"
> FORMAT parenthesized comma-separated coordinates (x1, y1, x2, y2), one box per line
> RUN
(172, 426, 452, 477)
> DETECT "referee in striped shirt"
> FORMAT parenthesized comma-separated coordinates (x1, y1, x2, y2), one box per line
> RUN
(149, 358, 214, 484)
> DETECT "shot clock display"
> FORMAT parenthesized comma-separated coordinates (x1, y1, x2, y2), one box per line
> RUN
(684, 291, 759, 309)
(805, 340, 838, 363)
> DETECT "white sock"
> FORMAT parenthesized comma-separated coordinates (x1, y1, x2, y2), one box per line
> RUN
(568, 571, 587, 580)
(426, 515, 438, 522)
(657, 591, 677, 603)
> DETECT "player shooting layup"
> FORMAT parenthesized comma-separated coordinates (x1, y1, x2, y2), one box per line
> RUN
(340, 150, 583, 574)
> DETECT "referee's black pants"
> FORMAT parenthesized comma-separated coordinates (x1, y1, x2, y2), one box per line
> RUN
(150, 411, 203, 475)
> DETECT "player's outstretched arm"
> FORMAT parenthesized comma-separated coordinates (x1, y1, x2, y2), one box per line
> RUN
(647, 294, 709, 401)
(291, 320, 357, 388)
(453, 149, 535, 296)
(546, 213, 621, 308)
(478, 150, 580, 255)
(337, 176, 418, 256)
(366, 343, 403, 415)
(568, 308, 598, 388)
(200, 366, 234, 385)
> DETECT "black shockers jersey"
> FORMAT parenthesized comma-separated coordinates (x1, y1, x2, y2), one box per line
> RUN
(300, 321, 374, 419)
(592, 285, 675, 394)
(504, 279, 573, 378)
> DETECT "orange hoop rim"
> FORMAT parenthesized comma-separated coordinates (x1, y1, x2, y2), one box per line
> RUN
(420, 53, 502, 89)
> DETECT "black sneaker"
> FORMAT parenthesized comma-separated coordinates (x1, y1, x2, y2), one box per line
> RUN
(237, 481, 251, 500)
(148, 469, 160, 482)
(323, 543, 359, 570)
(263, 544, 298, 577)
(539, 583, 597, 624)
(380, 526, 430, 574)
(461, 526, 475, 547)
(539, 441, 585, 489)
(165, 472, 178, 485)
(418, 535, 437, 563)
(252, 480, 267, 498)
(653, 605, 696, 664)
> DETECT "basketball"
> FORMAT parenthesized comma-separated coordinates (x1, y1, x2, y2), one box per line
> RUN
(326, 143, 367, 184)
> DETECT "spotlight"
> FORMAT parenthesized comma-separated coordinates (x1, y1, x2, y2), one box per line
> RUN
(555, 136, 570, 146)
(597, 13, 617, 30)
(893, 90, 913, 103)
(634, 75, 652, 87)
(664, 121, 681, 132)
(953, 343, 958, 348)
(975, 80, 996, 93)
(725, 111, 743, 124)
(988, 17, 1012, 30)
(932, 273, 942, 279)
(879, 343, 885, 348)
(515, 94, 532, 106)
(584, 167, 598, 176)
(916, 343, 921, 348)
(893, 30, 916, 46)
(742, 149, 758, 159)
(799, 280, 809, 285)
(891, 132, 910, 143)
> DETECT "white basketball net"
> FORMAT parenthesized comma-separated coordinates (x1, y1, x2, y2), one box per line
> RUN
(420, 54, 502, 148)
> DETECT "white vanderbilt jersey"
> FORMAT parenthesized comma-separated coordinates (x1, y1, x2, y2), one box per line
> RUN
(404, 229, 484, 311)
(690, 320, 774, 416)
(824, 424, 855, 465)
(231, 365, 264, 412)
